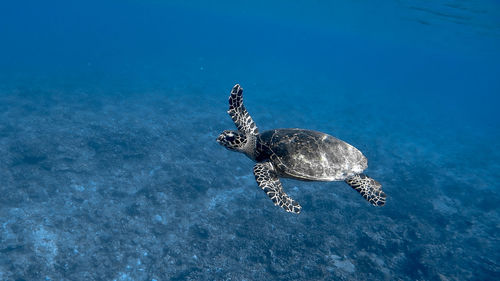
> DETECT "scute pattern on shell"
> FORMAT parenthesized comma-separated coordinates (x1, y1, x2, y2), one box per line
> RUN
(257, 129, 367, 181)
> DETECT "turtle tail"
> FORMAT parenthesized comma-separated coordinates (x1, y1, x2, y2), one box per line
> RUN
(345, 174, 386, 206)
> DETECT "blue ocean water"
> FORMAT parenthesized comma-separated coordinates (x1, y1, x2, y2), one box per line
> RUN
(0, 0, 499, 280)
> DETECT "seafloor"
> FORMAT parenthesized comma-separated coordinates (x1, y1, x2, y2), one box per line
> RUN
(0, 80, 498, 280)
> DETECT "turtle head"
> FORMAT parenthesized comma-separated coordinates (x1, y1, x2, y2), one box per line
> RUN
(217, 130, 247, 152)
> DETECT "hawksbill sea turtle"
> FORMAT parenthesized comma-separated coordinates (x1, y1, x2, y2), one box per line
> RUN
(217, 84, 386, 214)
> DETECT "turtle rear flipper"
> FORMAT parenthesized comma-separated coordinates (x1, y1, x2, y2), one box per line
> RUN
(228, 84, 259, 137)
(345, 174, 386, 206)
(254, 161, 302, 214)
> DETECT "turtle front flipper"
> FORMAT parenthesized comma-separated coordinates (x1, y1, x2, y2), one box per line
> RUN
(253, 161, 302, 214)
(228, 84, 259, 137)
(345, 174, 386, 206)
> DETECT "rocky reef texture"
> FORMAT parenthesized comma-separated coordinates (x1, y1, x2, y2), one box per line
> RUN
(0, 87, 498, 281)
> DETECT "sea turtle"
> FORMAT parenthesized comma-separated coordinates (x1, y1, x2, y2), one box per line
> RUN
(217, 84, 386, 214)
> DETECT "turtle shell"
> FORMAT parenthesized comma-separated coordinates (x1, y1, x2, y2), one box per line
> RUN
(256, 129, 367, 181)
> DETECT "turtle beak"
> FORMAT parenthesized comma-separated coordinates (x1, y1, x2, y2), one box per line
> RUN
(216, 134, 223, 144)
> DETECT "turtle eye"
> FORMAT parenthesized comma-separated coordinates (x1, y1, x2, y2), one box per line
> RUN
(226, 135, 235, 142)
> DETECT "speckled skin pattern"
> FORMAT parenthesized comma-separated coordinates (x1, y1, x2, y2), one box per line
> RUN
(254, 162, 302, 214)
(227, 85, 259, 137)
(345, 174, 386, 206)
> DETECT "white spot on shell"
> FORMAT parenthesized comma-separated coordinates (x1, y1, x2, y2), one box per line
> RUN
(320, 153, 329, 166)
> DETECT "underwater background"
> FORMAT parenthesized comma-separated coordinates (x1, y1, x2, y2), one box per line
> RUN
(1, 0, 499, 280)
